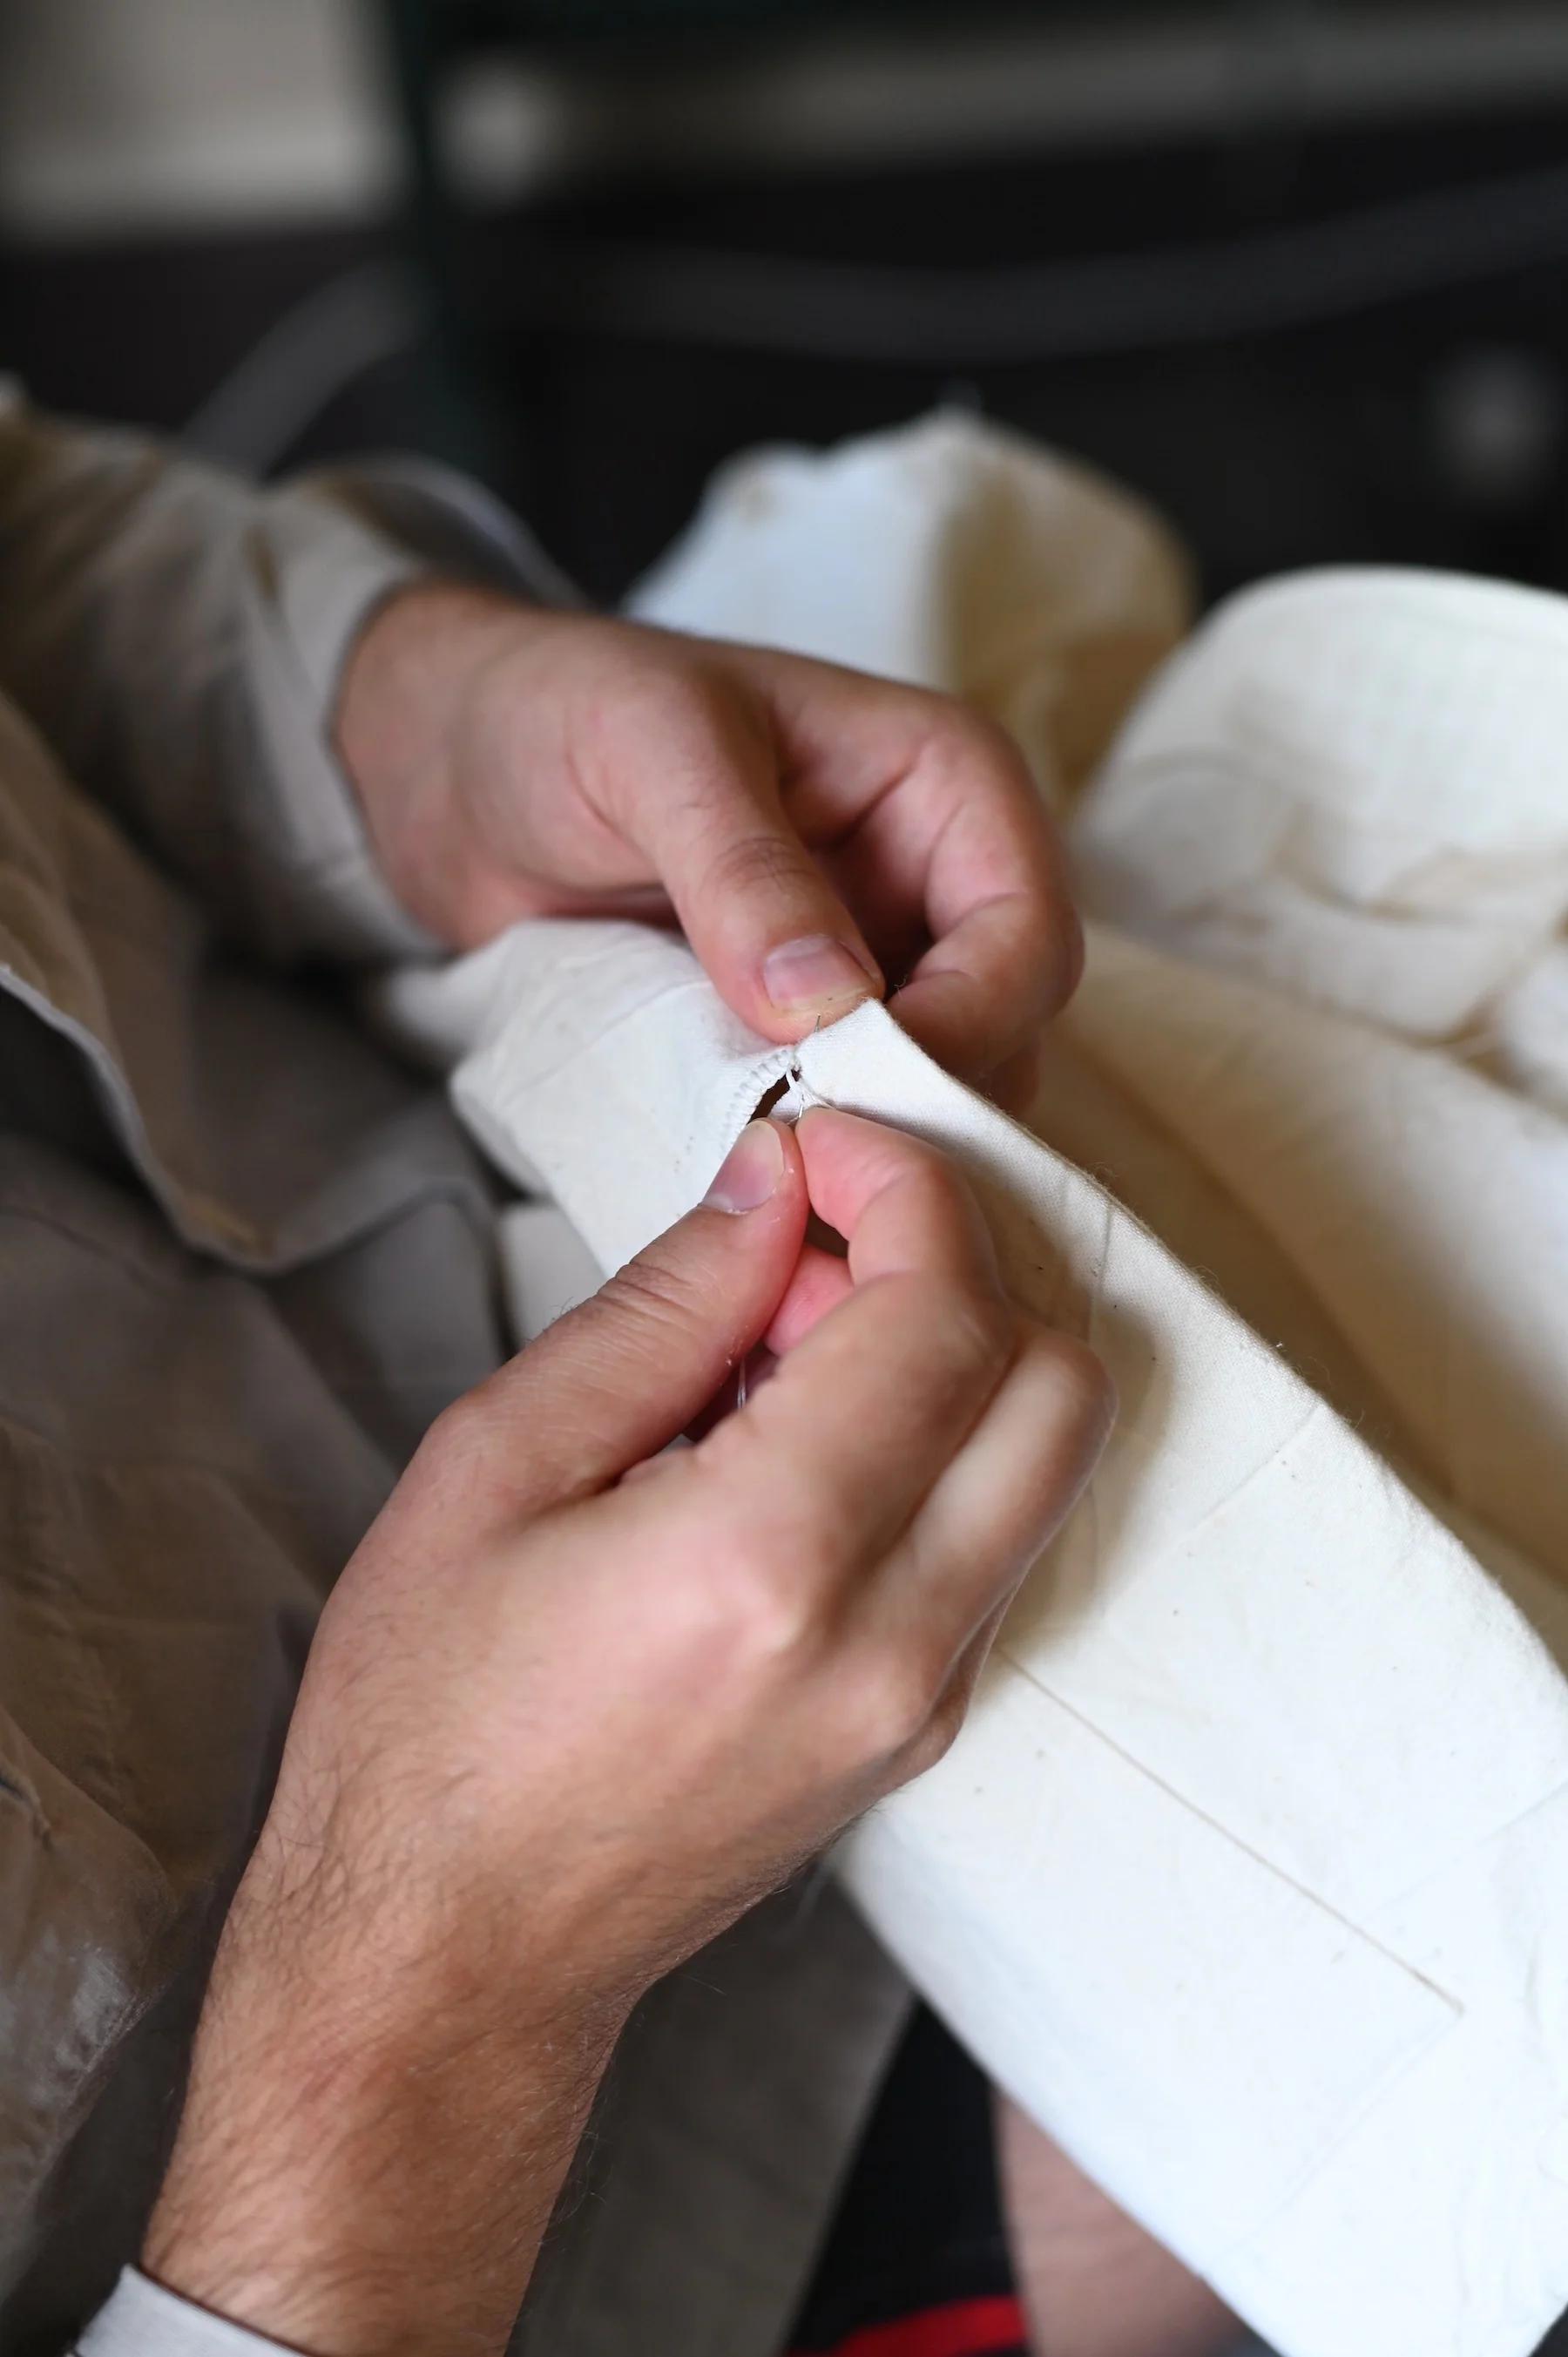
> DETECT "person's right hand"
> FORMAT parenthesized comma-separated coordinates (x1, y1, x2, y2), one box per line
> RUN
(145, 1111, 1112, 2357)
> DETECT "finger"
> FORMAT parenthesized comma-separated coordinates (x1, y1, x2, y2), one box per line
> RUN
(890, 900, 1064, 1084)
(868, 1322, 1113, 1670)
(612, 671, 885, 1042)
(450, 1120, 808, 1513)
(887, 796, 1082, 1081)
(793, 1106, 1003, 1292)
(763, 1103, 980, 1356)
(736, 654, 1081, 1078)
(765, 1243, 852, 1353)
(692, 1112, 1015, 1572)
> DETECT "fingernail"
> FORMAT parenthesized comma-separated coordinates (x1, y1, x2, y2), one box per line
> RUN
(761, 934, 878, 1018)
(704, 1119, 786, 1213)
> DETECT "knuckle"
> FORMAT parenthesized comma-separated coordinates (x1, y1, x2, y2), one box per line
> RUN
(863, 1155, 1007, 1301)
(963, 706, 1024, 772)
(703, 827, 813, 904)
(889, 1126, 966, 1192)
(933, 701, 1029, 785)
(720, 1536, 825, 1663)
(612, 651, 708, 736)
(1031, 1331, 1118, 1440)
(914, 1271, 1017, 1377)
(902, 1688, 967, 1780)
(841, 1642, 947, 1764)
(590, 1248, 703, 1344)
(405, 1377, 543, 1523)
(899, 1139, 993, 1243)
(599, 657, 757, 801)
(419, 1381, 497, 1470)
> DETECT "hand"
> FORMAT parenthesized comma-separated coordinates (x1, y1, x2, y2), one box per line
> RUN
(144, 1113, 1110, 2356)
(336, 586, 1081, 1095)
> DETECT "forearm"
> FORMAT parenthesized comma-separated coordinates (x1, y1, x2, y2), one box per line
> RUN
(144, 2062, 600, 2357)
(142, 1853, 623, 2357)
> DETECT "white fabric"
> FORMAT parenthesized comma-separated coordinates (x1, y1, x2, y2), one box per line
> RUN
(379, 413, 1568, 2357)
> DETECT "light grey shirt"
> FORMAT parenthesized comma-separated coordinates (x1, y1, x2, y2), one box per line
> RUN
(0, 390, 906, 2357)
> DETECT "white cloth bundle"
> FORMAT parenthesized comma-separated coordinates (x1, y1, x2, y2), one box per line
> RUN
(380, 413, 1568, 2357)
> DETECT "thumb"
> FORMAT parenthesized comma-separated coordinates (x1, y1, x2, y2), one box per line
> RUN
(480, 1120, 808, 1507)
(629, 701, 883, 1041)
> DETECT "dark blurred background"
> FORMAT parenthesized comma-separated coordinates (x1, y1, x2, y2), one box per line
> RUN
(4, 0, 1568, 610)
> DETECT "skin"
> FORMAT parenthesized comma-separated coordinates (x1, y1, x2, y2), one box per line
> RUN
(333, 585, 1083, 1100)
(144, 589, 1235, 2355)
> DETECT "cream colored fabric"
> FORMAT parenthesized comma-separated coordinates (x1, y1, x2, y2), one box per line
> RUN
(382, 413, 1568, 2357)
(629, 406, 1192, 806)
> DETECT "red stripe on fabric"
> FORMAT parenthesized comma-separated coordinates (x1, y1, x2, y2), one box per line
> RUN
(794, 2292, 1028, 2357)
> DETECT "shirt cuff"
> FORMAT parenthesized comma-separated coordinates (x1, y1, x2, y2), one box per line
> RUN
(240, 455, 580, 966)
(77, 2269, 297, 2357)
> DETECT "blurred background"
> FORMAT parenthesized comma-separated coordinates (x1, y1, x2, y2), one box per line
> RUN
(4, 0, 1568, 609)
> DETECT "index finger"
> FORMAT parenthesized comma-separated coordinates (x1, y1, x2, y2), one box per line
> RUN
(691, 1111, 1017, 1576)
(747, 651, 1081, 1080)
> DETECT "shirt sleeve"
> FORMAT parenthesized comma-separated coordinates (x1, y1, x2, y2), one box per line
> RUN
(75, 2271, 299, 2357)
(0, 383, 577, 964)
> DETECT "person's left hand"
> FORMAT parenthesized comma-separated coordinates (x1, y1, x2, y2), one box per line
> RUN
(336, 585, 1080, 1097)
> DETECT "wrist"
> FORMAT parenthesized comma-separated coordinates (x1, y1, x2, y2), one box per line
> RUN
(334, 579, 531, 950)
